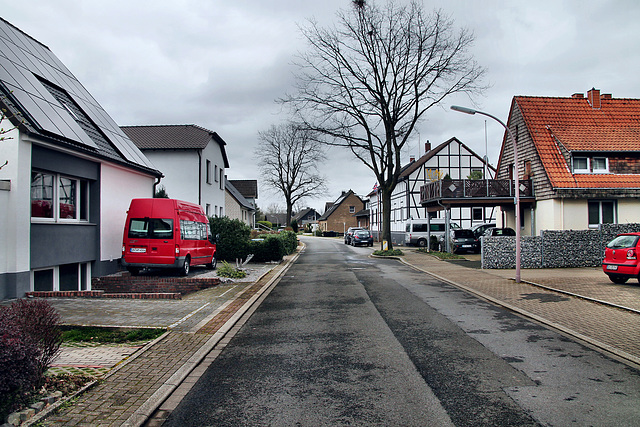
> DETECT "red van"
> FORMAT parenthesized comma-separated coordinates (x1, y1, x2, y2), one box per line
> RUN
(121, 198, 217, 276)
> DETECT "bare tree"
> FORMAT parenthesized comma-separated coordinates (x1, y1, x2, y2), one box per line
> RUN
(283, 0, 485, 249)
(256, 123, 327, 226)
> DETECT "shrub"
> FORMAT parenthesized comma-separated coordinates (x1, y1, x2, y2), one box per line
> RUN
(257, 220, 273, 230)
(314, 229, 323, 237)
(249, 235, 285, 262)
(290, 219, 299, 232)
(372, 249, 404, 257)
(279, 230, 298, 255)
(0, 299, 62, 417)
(216, 261, 248, 279)
(209, 216, 251, 261)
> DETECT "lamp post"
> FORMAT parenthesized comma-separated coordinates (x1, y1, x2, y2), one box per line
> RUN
(450, 105, 521, 283)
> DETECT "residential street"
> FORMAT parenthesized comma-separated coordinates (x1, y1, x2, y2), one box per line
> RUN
(164, 237, 640, 426)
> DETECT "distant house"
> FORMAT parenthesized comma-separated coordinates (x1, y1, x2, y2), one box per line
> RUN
(225, 180, 255, 226)
(0, 18, 162, 299)
(266, 213, 288, 228)
(293, 208, 321, 229)
(121, 124, 230, 217)
(495, 88, 640, 234)
(228, 179, 258, 227)
(318, 190, 366, 233)
(370, 138, 496, 244)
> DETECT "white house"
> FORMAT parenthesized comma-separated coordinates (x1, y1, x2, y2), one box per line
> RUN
(225, 180, 256, 226)
(0, 18, 162, 299)
(370, 138, 496, 244)
(121, 125, 230, 218)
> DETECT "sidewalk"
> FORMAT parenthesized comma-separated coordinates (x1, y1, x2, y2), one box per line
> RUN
(397, 249, 640, 366)
(37, 255, 298, 427)
(34, 243, 640, 426)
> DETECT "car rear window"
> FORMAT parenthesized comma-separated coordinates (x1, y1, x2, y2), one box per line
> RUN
(454, 230, 474, 238)
(607, 235, 639, 249)
(128, 218, 173, 239)
(355, 230, 370, 237)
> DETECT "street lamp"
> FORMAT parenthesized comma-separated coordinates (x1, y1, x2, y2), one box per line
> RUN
(450, 105, 521, 283)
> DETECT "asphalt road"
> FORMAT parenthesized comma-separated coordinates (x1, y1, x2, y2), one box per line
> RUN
(165, 237, 640, 426)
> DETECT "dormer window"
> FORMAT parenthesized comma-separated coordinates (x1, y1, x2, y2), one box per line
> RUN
(572, 156, 609, 174)
(592, 157, 608, 173)
(573, 157, 589, 173)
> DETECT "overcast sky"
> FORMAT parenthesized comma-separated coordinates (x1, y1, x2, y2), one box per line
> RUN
(2, 0, 639, 213)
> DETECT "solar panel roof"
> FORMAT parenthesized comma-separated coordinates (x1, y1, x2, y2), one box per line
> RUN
(0, 17, 158, 173)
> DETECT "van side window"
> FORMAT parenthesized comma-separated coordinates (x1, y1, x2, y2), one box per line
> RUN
(128, 218, 173, 239)
(180, 220, 207, 240)
(414, 224, 428, 232)
(431, 224, 445, 232)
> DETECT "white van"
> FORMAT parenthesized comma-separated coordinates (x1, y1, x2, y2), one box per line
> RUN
(405, 218, 460, 247)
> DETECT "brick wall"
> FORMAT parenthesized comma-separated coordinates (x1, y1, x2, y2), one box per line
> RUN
(92, 275, 221, 295)
(482, 223, 640, 269)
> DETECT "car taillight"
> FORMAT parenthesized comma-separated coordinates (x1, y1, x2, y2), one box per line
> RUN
(175, 245, 180, 255)
(627, 249, 636, 260)
(122, 245, 125, 254)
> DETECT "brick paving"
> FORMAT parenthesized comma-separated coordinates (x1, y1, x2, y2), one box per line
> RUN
(36, 245, 640, 426)
(400, 250, 640, 365)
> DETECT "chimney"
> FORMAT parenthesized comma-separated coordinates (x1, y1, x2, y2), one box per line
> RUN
(571, 93, 584, 99)
(587, 88, 601, 109)
(601, 93, 612, 100)
(410, 155, 415, 162)
(424, 141, 431, 153)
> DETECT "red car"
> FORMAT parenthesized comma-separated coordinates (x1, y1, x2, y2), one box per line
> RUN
(602, 232, 640, 284)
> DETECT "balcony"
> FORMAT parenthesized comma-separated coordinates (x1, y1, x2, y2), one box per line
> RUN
(420, 179, 535, 209)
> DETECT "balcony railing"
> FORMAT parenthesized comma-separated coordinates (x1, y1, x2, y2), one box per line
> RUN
(420, 179, 533, 204)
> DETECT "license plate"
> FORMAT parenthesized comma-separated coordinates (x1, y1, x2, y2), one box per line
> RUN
(130, 247, 146, 253)
(606, 264, 618, 271)
(463, 245, 472, 248)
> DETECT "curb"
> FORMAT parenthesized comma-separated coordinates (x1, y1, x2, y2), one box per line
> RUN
(124, 245, 304, 426)
(395, 256, 640, 368)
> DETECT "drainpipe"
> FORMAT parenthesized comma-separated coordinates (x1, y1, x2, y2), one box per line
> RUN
(197, 150, 202, 205)
(152, 175, 162, 197)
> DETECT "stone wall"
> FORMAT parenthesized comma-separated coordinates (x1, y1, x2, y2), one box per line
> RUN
(482, 223, 640, 269)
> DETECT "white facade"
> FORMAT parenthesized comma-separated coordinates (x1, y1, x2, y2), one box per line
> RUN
(100, 163, 156, 262)
(370, 138, 496, 240)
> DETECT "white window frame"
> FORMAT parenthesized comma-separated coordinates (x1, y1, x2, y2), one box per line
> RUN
(588, 200, 617, 228)
(592, 157, 609, 173)
(572, 157, 590, 173)
(31, 262, 91, 292)
(206, 160, 212, 184)
(31, 171, 89, 223)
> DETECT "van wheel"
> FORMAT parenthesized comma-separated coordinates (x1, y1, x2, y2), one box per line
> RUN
(207, 256, 217, 270)
(417, 238, 427, 248)
(180, 257, 190, 276)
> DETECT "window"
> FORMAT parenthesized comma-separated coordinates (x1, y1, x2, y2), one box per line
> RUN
(588, 200, 616, 228)
(206, 204, 211, 216)
(220, 168, 224, 190)
(206, 160, 212, 184)
(592, 157, 608, 173)
(573, 156, 609, 174)
(215, 165, 219, 182)
(180, 220, 207, 240)
(523, 160, 532, 179)
(31, 171, 89, 222)
(128, 218, 174, 239)
(472, 207, 483, 221)
(32, 263, 91, 292)
(349, 206, 355, 214)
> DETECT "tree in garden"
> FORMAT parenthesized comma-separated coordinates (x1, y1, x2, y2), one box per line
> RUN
(283, 0, 485, 249)
(256, 122, 327, 226)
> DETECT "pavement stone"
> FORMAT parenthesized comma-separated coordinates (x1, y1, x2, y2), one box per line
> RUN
(35, 243, 640, 426)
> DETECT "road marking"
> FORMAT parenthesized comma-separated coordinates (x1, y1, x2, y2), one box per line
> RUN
(168, 303, 210, 329)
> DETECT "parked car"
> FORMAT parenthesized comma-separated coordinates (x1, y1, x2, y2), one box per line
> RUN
(483, 227, 516, 237)
(405, 218, 460, 247)
(344, 227, 364, 244)
(471, 223, 496, 239)
(602, 232, 640, 284)
(351, 229, 374, 247)
(439, 229, 477, 253)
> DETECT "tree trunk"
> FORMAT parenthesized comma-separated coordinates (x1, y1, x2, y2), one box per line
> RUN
(380, 189, 393, 250)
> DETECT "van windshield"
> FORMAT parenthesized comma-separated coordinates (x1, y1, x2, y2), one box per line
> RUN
(128, 218, 173, 239)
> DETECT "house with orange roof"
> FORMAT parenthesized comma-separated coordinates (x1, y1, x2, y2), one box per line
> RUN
(495, 88, 640, 234)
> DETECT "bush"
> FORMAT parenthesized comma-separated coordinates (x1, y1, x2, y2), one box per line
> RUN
(0, 299, 62, 417)
(290, 219, 299, 232)
(209, 216, 251, 261)
(216, 261, 248, 279)
(279, 230, 298, 255)
(249, 235, 285, 262)
(257, 220, 273, 230)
